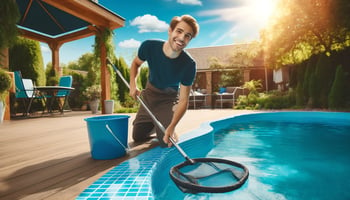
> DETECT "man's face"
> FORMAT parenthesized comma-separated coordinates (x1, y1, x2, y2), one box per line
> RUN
(168, 21, 194, 52)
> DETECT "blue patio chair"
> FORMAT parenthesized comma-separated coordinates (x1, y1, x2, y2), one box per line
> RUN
(14, 71, 43, 116)
(49, 75, 73, 113)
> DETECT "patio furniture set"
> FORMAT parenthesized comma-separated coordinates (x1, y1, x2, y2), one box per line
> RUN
(13, 71, 74, 116)
(189, 86, 245, 109)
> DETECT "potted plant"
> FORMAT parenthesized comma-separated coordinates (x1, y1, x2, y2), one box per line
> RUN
(83, 85, 101, 114)
(0, 69, 11, 123)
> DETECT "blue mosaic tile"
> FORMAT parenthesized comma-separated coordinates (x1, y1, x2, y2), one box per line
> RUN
(77, 147, 169, 200)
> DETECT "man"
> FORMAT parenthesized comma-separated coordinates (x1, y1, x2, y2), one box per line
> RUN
(129, 15, 200, 147)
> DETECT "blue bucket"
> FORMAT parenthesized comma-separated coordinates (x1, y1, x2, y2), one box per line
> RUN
(84, 115, 130, 160)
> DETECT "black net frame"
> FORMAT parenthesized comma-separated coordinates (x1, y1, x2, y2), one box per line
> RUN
(170, 157, 249, 193)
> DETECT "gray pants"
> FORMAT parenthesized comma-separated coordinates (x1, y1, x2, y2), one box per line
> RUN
(132, 82, 178, 147)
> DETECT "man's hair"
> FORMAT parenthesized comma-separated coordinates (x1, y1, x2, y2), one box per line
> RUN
(169, 15, 200, 38)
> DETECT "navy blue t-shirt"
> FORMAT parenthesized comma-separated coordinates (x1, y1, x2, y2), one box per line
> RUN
(138, 40, 196, 91)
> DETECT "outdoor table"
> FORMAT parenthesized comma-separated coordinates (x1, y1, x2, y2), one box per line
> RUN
(34, 86, 74, 113)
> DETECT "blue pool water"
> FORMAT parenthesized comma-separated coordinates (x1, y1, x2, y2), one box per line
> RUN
(77, 112, 350, 200)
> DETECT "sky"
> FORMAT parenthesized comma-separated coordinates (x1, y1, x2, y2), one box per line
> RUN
(41, 0, 276, 66)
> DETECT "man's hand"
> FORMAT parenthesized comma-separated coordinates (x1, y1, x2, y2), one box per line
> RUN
(129, 86, 141, 99)
(163, 126, 178, 147)
(129, 56, 144, 99)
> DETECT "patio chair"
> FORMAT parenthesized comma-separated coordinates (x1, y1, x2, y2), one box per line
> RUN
(189, 90, 206, 109)
(14, 71, 43, 116)
(215, 87, 244, 108)
(49, 75, 73, 113)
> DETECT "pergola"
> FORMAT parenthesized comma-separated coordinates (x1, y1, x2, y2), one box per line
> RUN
(10, 0, 125, 115)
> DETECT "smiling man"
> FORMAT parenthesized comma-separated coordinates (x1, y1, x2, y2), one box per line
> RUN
(129, 15, 200, 147)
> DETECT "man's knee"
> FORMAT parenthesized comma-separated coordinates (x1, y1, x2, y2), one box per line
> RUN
(132, 122, 155, 142)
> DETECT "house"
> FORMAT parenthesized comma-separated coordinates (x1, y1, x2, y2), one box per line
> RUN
(186, 43, 274, 108)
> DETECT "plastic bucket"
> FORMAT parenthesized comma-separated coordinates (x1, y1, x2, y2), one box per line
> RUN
(104, 100, 114, 114)
(84, 115, 130, 160)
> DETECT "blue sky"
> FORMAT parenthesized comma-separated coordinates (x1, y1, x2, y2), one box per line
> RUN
(41, 0, 276, 66)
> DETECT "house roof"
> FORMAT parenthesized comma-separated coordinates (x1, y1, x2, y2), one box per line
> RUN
(187, 43, 265, 71)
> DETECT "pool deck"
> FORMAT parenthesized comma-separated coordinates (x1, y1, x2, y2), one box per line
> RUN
(0, 109, 255, 200)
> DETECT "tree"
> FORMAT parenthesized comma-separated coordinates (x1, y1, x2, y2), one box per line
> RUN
(0, 0, 19, 50)
(219, 70, 243, 87)
(302, 55, 318, 103)
(138, 66, 148, 89)
(45, 62, 59, 86)
(315, 53, 334, 107)
(334, 0, 350, 31)
(328, 65, 346, 109)
(9, 37, 46, 86)
(115, 57, 129, 103)
(0, 0, 20, 67)
(73, 53, 94, 71)
(261, 0, 350, 68)
(209, 42, 260, 89)
(294, 61, 307, 106)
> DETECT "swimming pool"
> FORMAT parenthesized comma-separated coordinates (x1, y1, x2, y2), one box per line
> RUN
(77, 111, 350, 199)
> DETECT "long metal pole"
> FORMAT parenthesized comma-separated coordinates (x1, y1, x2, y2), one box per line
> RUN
(107, 59, 194, 164)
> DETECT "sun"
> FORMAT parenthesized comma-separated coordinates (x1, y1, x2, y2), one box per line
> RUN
(249, 0, 277, 26)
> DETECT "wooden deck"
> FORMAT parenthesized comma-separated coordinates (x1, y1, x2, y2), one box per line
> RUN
(0, 109, 254, 200)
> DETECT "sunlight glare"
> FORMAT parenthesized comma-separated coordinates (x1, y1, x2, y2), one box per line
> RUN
(249, 0, 277, 26)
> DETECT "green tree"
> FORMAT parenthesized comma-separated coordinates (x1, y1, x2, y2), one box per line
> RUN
(303, 55, 318, 102)
(334, 0, 350, 31)
(66, 61, 79, 71)
(9, 37, 46, 86)
(115, 57, 129, 103)
(45, 62, 59, 86)
(294, 61, 307, 106)
(68, 72, 87, 109)
(244, 80, 262, 94)
(308, 73, 319, 108)
(295, 82, 304, 107)
(72, 52, 94, 71)
(0, 0, 20, 50)
(261, 0, 350, 68)
(138, 66, 149, 89)
(328, 65, 346, 109)
(209, 42, 259, 89)
(219, 70, 243, 87)
(315, 53, 334, 108)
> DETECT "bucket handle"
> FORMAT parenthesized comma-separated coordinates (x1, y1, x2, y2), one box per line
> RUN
(105, 123, 129, 153)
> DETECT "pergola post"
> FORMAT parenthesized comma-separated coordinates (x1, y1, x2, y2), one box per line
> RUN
(205, 71, 213, 107)
(48, 41, 63, 76)
(99, 33, 110, 114)
(11, 0, 125, 118)
(1, 48, 11, 120)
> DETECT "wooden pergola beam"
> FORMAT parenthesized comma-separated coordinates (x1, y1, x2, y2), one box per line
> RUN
(8, 0, 125, 118)
(42, 0, 124, 30)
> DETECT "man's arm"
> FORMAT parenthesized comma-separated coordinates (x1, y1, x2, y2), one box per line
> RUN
(129, 56, 144, 99)
(163, 84, 191, 147)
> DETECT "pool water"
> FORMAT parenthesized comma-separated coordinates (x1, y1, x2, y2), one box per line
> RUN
(155, 112, 350, 200)
(77, 112, 350, 200)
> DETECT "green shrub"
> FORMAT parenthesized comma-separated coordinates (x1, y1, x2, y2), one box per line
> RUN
(68, 72, 87, 109)
(0, 69, 11, 100)
(9, 37, 46, 86)
(328, 65, 346, 109)
(235, 90, 296, 110)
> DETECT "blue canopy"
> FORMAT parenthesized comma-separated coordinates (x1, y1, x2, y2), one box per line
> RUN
(15, 0, 125, 40)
